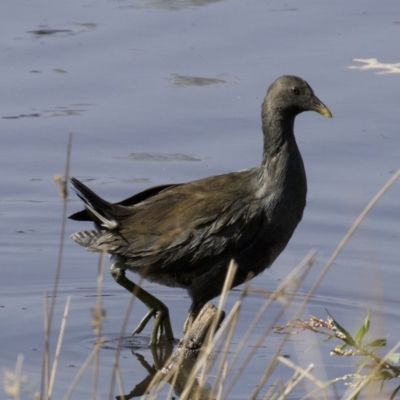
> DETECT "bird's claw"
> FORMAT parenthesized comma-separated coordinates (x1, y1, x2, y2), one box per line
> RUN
(131, 307, 174, 346)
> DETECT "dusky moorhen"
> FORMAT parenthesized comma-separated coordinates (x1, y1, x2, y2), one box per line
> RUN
(69, 75, 332, 345)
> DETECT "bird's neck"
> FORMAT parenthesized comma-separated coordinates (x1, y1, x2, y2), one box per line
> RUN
(257, 105, 307, 221)
(261, 106, 296, 164)
(258, 104, 306, 196)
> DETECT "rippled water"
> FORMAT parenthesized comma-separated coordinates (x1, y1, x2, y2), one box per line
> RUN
(1, 0, 400, 398)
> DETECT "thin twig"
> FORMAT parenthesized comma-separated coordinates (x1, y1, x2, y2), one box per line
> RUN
(92, 252, 106, 400)
(277, 355, 333, 398)
(48, 297, 71, 399)
(41, 133, 73, 399)
(41, 293, 50, 400)
(50, 133, 72, 322)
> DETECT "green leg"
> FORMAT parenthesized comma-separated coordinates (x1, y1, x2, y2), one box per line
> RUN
(110, 264, 174, 345)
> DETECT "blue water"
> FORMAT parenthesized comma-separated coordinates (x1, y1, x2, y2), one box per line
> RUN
(1, 0, 400, 398)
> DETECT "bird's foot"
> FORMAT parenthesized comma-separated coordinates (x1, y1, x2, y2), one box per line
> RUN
(132, 305, 174, 346)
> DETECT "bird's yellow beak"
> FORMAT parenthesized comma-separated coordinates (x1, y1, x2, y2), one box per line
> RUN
(317, 105, 333, 118)
(311, 95, 332, 118)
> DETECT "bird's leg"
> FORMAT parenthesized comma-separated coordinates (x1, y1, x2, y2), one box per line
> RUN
(110, 263, 174, 345)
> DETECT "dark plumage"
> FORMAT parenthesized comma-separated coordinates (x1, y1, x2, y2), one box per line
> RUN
(69, 75, 332, 345)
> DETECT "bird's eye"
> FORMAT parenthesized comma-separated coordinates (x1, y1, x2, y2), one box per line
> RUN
(291, 87, 300, 95)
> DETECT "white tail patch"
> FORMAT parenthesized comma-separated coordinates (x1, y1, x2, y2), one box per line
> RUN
(85, 204, 118, 230)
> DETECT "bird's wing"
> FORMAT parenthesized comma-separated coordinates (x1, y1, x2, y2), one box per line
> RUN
(91, 170, 266, 272)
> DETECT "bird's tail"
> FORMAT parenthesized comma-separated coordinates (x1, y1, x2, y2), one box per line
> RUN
(70, 177, 119, 230)
(70, 230, 103, 249)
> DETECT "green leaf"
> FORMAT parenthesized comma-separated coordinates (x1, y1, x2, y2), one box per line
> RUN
(376, 370, 395, 379)
(387, 353, 400, 364)
(365, 338, 387, 348)
(326, 309, 356, 346)
(354, 310, 370, 343)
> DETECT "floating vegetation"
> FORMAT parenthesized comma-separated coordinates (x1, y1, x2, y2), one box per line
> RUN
(116, 152, 201, 162)
(171, 74, 226, 87)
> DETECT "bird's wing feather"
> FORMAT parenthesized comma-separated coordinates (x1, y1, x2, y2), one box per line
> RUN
(91, 170, 268, 272)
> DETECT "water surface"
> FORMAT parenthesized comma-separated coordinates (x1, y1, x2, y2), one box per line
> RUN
(1, 0, 400, 398)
